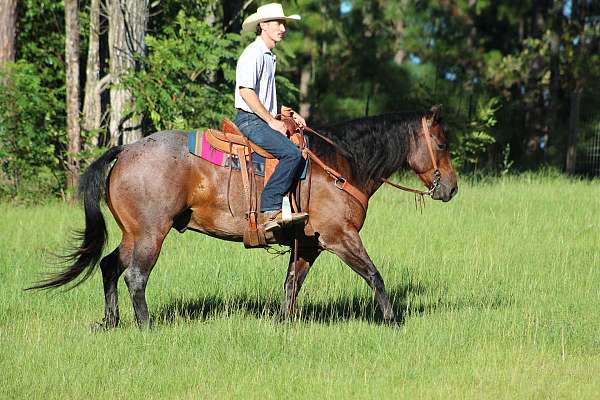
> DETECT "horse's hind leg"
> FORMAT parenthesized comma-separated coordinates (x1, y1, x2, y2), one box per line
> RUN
(123, 233, 167, 328)
(282, 246, 321, 319)
(99, 247, 125, 328)
(327, 232, 395, 322)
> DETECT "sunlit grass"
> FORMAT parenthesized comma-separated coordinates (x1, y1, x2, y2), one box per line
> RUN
(1, 174, 599, 399)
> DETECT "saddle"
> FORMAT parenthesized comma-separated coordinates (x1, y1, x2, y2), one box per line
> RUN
(206, 120, 274, 159)
(209, 115, 308, 248)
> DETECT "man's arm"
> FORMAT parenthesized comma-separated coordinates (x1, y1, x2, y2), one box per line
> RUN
(239, 87, 287, 135)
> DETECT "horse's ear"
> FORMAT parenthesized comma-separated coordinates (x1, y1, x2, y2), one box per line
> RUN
(429, 105, 442, 124)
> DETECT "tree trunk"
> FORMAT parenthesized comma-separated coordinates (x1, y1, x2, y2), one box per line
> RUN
(565, 89, 581, 174)
(0, 0, 16, 64)
(204, 2, 218, 83)
(83, 0, 104, 148)
(393, 20, 406, 65)
(223, 0, 252, 33)
(548, 0, 562, 138)
(0, 0, 17, 84)
(108, 0, 148, 145)
(65, 0, 82, 195)
(532, 0, 547, 38)
(205, 1, 217, 26)
(299, 65, 311, 119)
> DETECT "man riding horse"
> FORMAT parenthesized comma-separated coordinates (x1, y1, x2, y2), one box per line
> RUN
(27, 3, 459, 329)
(234, 3, 308, 232)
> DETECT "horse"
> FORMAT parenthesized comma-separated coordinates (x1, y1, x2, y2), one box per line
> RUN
(28, 106, 458, 328)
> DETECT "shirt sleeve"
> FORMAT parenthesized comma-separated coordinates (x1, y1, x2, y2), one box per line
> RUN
(236, 47, 262, 90)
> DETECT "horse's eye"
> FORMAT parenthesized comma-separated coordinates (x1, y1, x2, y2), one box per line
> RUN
(437, 143, 448, 151)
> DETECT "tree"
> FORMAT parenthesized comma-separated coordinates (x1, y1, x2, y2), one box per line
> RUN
(82, 0, 110, 147)
(0, 0, 17, 84)
(108, 0, 148, 145)
(64, 0, 81, 193)
(124, 12, 241, 131)
(0, 0, 17, 64)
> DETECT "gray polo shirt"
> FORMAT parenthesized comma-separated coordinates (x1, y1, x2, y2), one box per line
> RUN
(235, 37, 278, 116)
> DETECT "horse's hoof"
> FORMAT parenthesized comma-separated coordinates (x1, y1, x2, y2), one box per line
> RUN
(90, 319, 118, 332)
(90, 322, 108, 332)
(381, 310, 399, 325)
(276, 310, 289, 323)
(382, 314, 403, 327)
(277, 307, 297, 323)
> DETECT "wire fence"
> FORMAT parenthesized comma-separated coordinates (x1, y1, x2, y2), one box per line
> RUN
(582, 122, 600, 177)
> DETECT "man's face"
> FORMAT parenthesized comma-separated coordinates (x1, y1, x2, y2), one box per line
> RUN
(261, 20, 287, 43)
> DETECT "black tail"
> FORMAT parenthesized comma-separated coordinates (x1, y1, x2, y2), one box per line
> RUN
(27, 146, 124, 290)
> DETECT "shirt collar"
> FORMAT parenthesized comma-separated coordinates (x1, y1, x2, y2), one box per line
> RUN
(255, 37, 273, 55)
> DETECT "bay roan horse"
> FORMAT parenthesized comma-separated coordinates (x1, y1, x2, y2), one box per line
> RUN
(29, 106, 458, 328)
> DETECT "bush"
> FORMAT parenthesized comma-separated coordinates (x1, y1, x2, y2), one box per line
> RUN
(452, 97, 500, 172)
(0, 61, 65, 201)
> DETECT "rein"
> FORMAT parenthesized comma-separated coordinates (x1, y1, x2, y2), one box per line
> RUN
(303, 147, 369, 211)
(301, 116, 441, 211)
(294, 122, 368, 212)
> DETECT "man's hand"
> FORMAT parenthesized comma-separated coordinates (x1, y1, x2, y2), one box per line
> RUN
(281, 105, 307, 128)
(292, 112, 306, 128)
(268, 118, 288, 135)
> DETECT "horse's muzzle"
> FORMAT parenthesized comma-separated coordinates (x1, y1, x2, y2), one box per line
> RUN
(432, 182, 458, 202)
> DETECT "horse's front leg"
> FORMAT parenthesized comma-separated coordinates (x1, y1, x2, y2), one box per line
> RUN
(282, 245, 321, 319)
(325, 232, 395, 322)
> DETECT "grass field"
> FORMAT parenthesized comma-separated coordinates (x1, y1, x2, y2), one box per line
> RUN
(1, 173, 599, 399)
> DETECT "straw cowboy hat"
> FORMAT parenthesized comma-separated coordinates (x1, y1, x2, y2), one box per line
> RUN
(242, 3, 301, 32)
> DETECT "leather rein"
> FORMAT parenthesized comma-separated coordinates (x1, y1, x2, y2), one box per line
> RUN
(300, 117, 441, 212)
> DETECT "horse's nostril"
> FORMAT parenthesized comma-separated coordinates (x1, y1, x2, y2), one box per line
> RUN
(449, 186, 458, 198)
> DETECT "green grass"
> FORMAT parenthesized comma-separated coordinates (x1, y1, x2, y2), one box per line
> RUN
(1, 174, 599, 399)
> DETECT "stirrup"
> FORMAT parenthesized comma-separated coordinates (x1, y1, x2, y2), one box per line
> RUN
(263, 212, 308, 233)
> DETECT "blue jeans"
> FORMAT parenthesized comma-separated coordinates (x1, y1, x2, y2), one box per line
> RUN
(235, 111, 303, 212)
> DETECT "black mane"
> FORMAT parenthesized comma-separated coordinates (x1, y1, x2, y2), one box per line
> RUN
(310, 111, 428, 186)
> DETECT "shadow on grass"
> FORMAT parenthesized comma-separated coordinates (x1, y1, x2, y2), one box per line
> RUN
(154, 281, 511, 326)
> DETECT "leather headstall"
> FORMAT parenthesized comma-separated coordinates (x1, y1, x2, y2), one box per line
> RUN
(380, 117, 441, 197)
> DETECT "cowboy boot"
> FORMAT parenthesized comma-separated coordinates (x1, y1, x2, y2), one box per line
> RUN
(261, 210, 308, 232)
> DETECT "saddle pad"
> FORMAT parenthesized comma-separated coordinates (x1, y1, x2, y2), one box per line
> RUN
(187, 130, 307, 179)
(188, 130, 266, 176)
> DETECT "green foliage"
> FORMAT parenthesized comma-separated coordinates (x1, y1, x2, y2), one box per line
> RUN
(279, 0, 412, 123)
(124, 12, 242, 131)
(1, 0, 69, 202)
(17, 0, 66, 91)
(2, 0, 599, 202)
(452, 97, 500, 171)
(0, 62, 65, 200)
(500, 143, 514, 176)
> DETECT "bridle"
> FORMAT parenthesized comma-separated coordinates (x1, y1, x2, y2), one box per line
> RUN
(380, 117, 441, 198)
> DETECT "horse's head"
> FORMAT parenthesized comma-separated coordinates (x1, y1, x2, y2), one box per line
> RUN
(407, 106, 458, 202)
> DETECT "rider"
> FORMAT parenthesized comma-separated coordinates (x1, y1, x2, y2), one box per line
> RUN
(235, 3, 308, 232)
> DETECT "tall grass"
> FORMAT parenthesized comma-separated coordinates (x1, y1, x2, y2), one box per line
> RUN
(1, 174, 599, 399)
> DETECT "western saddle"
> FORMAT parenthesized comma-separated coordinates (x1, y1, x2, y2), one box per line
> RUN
(206, 115, 307, 248)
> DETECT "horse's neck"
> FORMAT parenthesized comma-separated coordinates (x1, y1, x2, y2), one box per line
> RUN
(353, 152, 410, 198)
(314, 118, 413, 197)
(316, 157, 404, 201)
